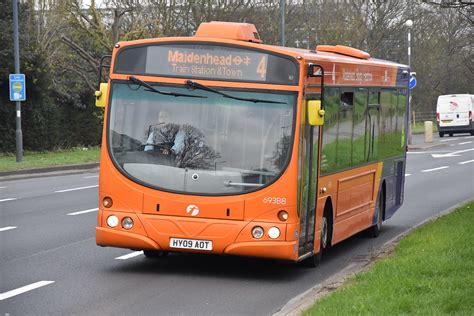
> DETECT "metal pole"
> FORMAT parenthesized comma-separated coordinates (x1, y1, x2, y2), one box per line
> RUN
(13, 0, 23, 162)
(407, 26, 412, 145)
(280, 0, 285, 46)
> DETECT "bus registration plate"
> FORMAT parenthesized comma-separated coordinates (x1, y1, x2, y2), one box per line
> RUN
(170, 238, 213, 251)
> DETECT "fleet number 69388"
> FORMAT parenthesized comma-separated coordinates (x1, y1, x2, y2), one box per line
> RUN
(262, 197, 287, 205)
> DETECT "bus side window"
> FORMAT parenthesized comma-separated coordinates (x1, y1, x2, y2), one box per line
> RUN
(321, 88, 340, 174)
(352, 89, 367, 165)
(336, 90, 354, 169)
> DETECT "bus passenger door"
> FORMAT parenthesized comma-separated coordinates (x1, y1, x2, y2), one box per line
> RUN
(298, 96, 320, 257)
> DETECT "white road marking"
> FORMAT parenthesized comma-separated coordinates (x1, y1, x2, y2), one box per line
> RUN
(408, 151, 452, 154)
(440, 138, 458, 142)
(458, 141, 472, 145)
(115, 251, 143, 260)
(83, 175, 99, 179)
(0, 186, 6, 189)
(405, 174, 411, 177)
(67, 208, 99, 216)
(0, 226, 17, 232)
(0, 198, 17, 202)
(458, 160, 474, 165)
(55, 185, 98, 193)
(431, 148, 474, 158)
(422, 166, 449, 173)
(0, 281, 54, 301)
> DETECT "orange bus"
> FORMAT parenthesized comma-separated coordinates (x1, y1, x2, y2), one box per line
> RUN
(95, 22, 409, 266)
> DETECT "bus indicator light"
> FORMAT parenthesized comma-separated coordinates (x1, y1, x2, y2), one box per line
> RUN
(252, 226, 264, 239)
(103, 197, 113, 208)
(121, 217, 134, 230)
(278, 210, 289, 221)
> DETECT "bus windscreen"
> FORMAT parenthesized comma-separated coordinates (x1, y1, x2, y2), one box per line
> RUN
(114, 43, 298, 85)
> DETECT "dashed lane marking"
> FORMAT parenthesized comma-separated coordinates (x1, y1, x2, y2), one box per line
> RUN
(440, 138, 458, 142)
(0, 226, 17, 232)
(405, 174, 411, 177)
(54, 185, 98, 193)
(421, 166, 449, 173)
(115, 251, 144, 260)
(0, 198, 17, 202)
(459, 160, 474, 165)
(83, 175, 99, 179)
(67, 208, 99, 216)
(0, 281, 54, 301)
(458, 141, 472, 145)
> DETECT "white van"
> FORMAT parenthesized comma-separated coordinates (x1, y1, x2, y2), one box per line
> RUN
(436, 94, 474, 137)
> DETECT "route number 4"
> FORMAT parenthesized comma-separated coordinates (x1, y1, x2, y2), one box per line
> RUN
(257, 56, 267, 79)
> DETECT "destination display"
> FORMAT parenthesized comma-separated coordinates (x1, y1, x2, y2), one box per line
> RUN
(114, 44, 298, 85)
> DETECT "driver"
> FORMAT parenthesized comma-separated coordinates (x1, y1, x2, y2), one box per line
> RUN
(144, 110, 185, 154)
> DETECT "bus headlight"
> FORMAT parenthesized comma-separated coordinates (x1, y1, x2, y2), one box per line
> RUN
(121, 217, 134, 230)
(268, 227, 280, 239)
(252, 226, 264, 239)
(107, 215, 119, 228)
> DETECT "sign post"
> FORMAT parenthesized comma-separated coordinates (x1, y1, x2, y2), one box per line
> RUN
(12, 0, 23, 162)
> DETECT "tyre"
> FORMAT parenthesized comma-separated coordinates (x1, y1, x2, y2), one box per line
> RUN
(367, 189, 384, 238)
(439, 132, 444, 137)
(449, 132, 454, 137)
(471, 131, 474, 136)
(303, 211, 330, 268)
(143, 250, 168, 258)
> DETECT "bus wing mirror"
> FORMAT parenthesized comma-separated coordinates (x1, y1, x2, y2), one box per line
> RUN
(95, 83, 108, 108)
(308, 100, 325, 126)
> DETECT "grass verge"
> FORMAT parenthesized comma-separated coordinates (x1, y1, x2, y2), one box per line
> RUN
(412, 122, 438, 134)
(305, 201, 474, 315)
(0, 147, 100, 172)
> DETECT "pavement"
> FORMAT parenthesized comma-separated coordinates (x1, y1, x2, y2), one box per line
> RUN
(0, 163, 99, 181)
(407, 132, 447, 150)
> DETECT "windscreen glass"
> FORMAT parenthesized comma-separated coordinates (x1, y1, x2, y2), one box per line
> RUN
(108, 82, 296, 195)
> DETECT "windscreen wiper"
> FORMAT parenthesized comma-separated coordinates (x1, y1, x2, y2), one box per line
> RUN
(186, 80, 287, 104)
(129, 76, 206, 98)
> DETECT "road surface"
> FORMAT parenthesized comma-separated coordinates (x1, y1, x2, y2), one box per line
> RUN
(1, 134, 473, 315)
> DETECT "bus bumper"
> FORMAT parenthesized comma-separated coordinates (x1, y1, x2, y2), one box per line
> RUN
(96, 227, 161, 250)
(223, 241, 297, 260)
(96, 211, 298, 261)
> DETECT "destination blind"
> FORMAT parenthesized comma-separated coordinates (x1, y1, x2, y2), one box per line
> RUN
(114, 44, 298, 85)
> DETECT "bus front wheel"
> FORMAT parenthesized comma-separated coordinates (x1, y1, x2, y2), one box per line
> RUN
(303, 212, 330, 268)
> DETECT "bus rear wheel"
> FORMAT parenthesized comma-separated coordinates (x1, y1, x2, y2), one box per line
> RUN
(143, 250, 168, 258)
(367, 190, 384, 238)
(439, 132, 444, 137)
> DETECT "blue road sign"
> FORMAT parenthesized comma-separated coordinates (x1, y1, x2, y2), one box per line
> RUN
(9, 74, 26, 101)
(409, 74, 417, 90)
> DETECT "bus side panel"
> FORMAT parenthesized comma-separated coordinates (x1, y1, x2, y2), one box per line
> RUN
(382, 156, 405, 220)
(319, 162, 382, 246)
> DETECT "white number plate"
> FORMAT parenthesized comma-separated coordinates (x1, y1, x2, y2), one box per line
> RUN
(169, 238, 213, 251)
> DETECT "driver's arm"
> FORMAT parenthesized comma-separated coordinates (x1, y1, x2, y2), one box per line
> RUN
(144, 132, 154, 152)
